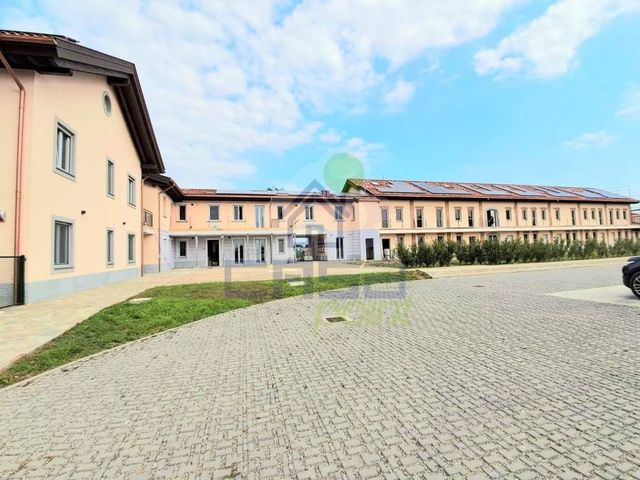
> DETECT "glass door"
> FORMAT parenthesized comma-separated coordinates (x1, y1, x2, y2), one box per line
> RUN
(254, 239, 266, 263)
(233, 239, 245, 264)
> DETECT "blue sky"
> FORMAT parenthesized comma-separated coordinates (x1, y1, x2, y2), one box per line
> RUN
(2, 1, 639, 198)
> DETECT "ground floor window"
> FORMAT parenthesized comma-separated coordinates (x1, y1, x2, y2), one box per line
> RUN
(127, 234, 136, 263)
(106, 229, 114, 265)
(336, 237, 344, 260)
(278, 238, 285, 253)
(178, 240, 187, 258)
(53, 220, 73, 268)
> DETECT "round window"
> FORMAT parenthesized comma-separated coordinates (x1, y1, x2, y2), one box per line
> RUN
(102, 92, 112, 116)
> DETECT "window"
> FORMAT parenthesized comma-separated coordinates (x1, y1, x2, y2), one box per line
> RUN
(381, 208, 389, 228)
(616, 209, 620, 220)
(488, 234, 498, 242)
(437, 235, 445, 242)
(416, 207, 424, 228)
(143, 210, 153, 227)
(531, 209, 537, 227)
(571, 209, 576, 226)
(486, 209, 499, 227)
(456, 235, 462, 243)
(127, 176, 136, 206)
(233, 205, 244, 221)
(454, 208, 462, 222)
(623, 210, 628, 220)
(305, 205, 314, 221)
(468, 208, 474, 227)
(583, 209, 588, 221)
(523, 233, 529, 243)
(127, 234, 135, 263)
(335, 205, 344, 220)
(395, 207, 403, 222)
(55, 123, 74, 177)
(469, 236, 477, 243)
(277, 238, 285, 253)
(436, 208, 444, 228)
(505, 208, 511, 221)
(554, 209, 560, 221)
(209, 205, 219, 221)
(276, 205, 284, 220)
(542, 209, 547, 221)
(106, 229, 114, 265)
(522, 209, 528, 221)
(397, 235, 404, 244)
(255, 205, 265, 228)
(53, 220, 72, 268)
(591, 209, 596, 220)
(418, 235, 425, 244)
(178, 204, 187, 221)
(178, 240, 187, 258)
(598, 209, 603, 225)
(106, 160, 114, 196)
(103, 92, 112, 116)
(336, 237, 344, 260)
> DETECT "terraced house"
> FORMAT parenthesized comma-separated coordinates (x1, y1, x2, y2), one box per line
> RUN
(1, 30, 639, 306)
(344, 179, 640, 258)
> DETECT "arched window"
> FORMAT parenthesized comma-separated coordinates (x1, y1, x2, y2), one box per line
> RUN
(486, 209, 499, 227)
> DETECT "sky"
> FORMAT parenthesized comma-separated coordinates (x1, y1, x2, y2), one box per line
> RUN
(2, 0, 640, 198)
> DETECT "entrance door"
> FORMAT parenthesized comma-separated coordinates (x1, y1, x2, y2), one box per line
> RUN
(365, 238, 374, 260)
(336, 237, 344, 260)
(381, 238, 391, 260)
(233, 239, 245, 264)
(207, 239, 219, 266)
(254, 239, 266, 264)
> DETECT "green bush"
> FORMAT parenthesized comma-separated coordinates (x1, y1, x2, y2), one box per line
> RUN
(394, 237, 640, 268)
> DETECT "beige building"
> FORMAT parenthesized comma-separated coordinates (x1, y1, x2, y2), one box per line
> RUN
(1, 31, 164, 303)
(2, 30, 639, 305)
(344, 179, 640, 257)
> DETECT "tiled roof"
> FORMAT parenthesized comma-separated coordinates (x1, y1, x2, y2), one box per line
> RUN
(180, 188, 361, 201)
(0, 30, 77, 44)
(346, 179, 638, 203)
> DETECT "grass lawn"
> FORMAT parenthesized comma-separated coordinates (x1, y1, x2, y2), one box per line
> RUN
(0, 270, 428, 387)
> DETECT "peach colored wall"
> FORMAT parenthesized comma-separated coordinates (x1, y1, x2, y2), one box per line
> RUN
(19, 71, 142, 284)
(170, 199, 359, 234)
(142, 182, 172, 271)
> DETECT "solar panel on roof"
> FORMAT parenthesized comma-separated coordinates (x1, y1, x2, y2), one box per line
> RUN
(465, 184, 510, 195)
(412, 181, 469, 195)
(575, 189, 605, 199)
(500, 185, 541, 196)
(537, 187, 575, 198)
(375, 181, 424, 193)
(586, 188, 627, 199)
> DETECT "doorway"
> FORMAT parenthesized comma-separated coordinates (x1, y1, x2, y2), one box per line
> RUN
(336, 237, 344, 260)
(207, 239, 219, 267)
(233, 239, 245, 264)
(254, 238, 266, 264)
(365, 238, 375, 260)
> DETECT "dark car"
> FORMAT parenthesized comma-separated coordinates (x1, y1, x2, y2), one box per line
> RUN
(623, 256, 640, 299)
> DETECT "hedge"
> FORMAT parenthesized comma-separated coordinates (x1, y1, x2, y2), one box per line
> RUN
(395, 238, 640, 268)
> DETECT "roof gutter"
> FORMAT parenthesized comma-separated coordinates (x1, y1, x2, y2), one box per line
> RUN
(0, 50, 26, 257)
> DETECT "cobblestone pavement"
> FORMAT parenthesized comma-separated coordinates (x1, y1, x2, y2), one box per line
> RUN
(1, 264, 639, 479)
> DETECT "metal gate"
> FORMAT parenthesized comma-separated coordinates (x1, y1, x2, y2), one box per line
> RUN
(0, 256, 25, 308)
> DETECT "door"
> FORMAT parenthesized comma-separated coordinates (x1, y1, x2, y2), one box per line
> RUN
(207, 239, 219, 266)
(336, 237, 344, 260)
(381, 238, 391, 260)
(233, 239, 245, 264)
(365, 238, 374, 260)
(254, 239, 266, 264)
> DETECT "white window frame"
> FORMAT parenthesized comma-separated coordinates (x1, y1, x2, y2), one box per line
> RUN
(233, 205, 244, 221)
(277, 238, 285, 253)
(106, 159, 115, 197)
(435, 208, 443, 228)
(209, 204, 220, 221)
(416, 207, 424, 228)
(305, 205, 314, 221)
(255, 205, 265, 228)
(381, 207, 389, 228)
(127, 175, 136, 207)
(106, 228, 114, 266)
(54, 119, 75, 179)
(276, 205, 284, 220)
(396, 207, 403, 222)
(335, 205, 344, 221)
(127, 233, 136, 263)
(52, 217, 74, 270)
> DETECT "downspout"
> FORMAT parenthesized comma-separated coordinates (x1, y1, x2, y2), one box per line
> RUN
(0, 51, 26, 257)
(140, 175, 151, 276)
(157, 180, 176, 272)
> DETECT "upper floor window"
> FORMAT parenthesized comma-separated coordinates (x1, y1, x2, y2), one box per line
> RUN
(255, 205, 265, 228)
(305, 205, 314, 221)
(598, 209, 603, 225)
(616, 209, 621, 220)
(233, 205, 244, 221)
(571, 209, 576, 226)
(541, 209, 547, 221)
(53, 219, 73, 268)
(623, 210, 628, 220)
(143, 210, 153, 227)
(179, 204, 187, 221)
(436, 208, 443, 228)
(609, 210, 614, 225)
(209, 205, 219, 221)
(531, 209, 537, 226)
(335, 205, 344, 220)
(583, 209, 588, 221)
(468, 208, 474, 227)
(276, 205, 284, 220)
(55, 122, 75, 177)
(416, 207, 424, 228)
(381, 208, 389, 228)
(106, 160, 114, 196)
(395, 207, 403, 222)
(127, 176, 136, 206)
(454, 208, 462, 222)
(505, 208, 512, 221)
(486, 209, 499, 227)
(522, 208, 528, 221)
(554, 209, 560, 221)
(591, 209, 596, 220)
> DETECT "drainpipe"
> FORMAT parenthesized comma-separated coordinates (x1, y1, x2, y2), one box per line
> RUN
(0, 51, 26, 257)
(157, 180, 176, 272)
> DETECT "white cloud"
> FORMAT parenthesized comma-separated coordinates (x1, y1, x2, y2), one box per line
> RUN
(475, 0, 640, 78)
(2, 0, 532, 187)
(319, 129, 342, 144)
(564, 131, 617, 149)
(383, 79, 416, 111)
(617, 87, 640, 118)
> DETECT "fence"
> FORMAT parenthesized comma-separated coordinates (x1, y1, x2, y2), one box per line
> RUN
(0, 256, 26, 308)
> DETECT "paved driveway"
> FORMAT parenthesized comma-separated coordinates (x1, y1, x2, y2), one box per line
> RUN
(1, 264, 639, 479)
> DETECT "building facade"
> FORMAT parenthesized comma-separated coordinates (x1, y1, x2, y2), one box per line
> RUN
(1, 30, 639, 305)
